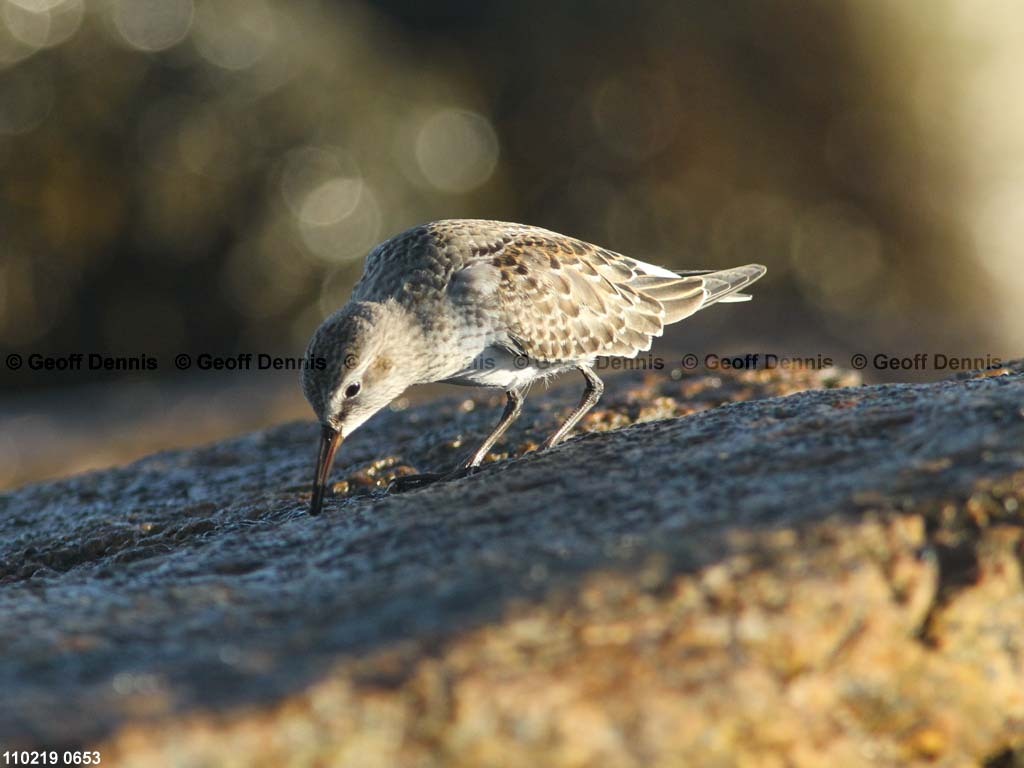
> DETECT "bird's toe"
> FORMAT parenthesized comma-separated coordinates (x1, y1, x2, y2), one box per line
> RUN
(386, 472, 443, 493)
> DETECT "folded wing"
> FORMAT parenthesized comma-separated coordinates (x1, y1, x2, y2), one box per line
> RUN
(451, 224, 766, 362)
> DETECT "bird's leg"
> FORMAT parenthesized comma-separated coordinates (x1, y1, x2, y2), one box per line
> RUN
(463, 387, 525, 469)
(387, 388, 525, 493)
(540, 366, 604, 450)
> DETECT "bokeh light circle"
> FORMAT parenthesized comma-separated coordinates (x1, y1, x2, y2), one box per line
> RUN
(113, 0, 193, 52)
(414, 108, 499, 194)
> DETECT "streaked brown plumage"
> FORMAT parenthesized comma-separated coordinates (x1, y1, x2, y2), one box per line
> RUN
(302, 219, 766, 514)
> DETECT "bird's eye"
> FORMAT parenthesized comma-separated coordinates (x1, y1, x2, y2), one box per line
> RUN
(344, 382, 361, 398)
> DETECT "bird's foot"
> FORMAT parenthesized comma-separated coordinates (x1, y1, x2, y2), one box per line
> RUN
(386, 464, 482, 494)
(444, 464, 482, 482)
(386, 472, 443, 493)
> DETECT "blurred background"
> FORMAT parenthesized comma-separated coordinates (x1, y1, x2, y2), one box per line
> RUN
(2, 0, 1023, 488)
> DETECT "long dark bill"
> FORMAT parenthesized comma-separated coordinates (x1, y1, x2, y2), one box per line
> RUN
(309, 424, 342, 516)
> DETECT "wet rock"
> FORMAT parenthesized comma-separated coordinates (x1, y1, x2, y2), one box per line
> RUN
(1, 364, 1023, 765)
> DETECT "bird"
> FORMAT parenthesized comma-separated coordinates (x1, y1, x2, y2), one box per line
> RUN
(302, 219, 766, 514)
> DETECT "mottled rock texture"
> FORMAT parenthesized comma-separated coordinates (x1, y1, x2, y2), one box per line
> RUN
(1, 363, 1023, 766)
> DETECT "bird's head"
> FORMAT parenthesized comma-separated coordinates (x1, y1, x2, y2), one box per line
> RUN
(301, 300, 419, 514)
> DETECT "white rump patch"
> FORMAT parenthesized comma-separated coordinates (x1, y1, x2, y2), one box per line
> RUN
(628, 256, 681, 279)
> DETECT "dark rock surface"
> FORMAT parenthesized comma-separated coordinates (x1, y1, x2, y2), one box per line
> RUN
(2, 364, 1023, 766)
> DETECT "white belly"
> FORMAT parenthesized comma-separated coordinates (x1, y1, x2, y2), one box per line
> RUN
(442, 346, 575, 390)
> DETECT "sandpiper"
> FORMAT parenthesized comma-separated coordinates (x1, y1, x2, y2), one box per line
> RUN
(302, 219, 765, 514)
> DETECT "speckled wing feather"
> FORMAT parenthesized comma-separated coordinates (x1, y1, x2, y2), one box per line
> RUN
(353, 220, 764, 363)
(473, 229, 679, 361)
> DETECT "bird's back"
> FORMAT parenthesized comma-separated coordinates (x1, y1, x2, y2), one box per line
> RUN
(353, 220, 538, 302)
(352, 219, 765, 366)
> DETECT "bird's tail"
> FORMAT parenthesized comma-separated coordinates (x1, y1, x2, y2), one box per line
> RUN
(630, 264, 767, 324)
(692, 264, 767, 305)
